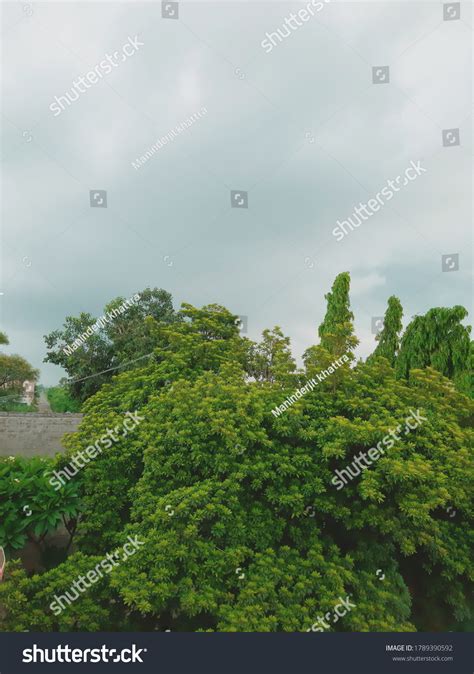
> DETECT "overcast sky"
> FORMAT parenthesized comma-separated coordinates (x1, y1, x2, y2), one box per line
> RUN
(1, 0, 472, 386)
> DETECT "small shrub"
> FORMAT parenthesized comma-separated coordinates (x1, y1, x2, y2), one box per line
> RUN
(46, 387, 81, 413)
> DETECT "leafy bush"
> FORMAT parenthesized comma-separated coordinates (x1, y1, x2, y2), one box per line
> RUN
(0, 396, 37, 413)
(0, 556, 135, 632)
(0, 457, 81, 552)
(46, 387, 81, 413)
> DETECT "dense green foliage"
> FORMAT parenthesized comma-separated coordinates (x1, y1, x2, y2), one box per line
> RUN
(0, 332, 39, 409)
(1, 275, 472, 633)
(0, 332, 39, 393)
(46, 386, 81, 413)
(317, 272, 358, 357)
(246, 327, 296, 384)
(43, 288, 179, 402)
(396, 307, 472, 395)
(0, 399, 37, 412)
(0, 556, 133, 632)
(0, 457, 80, 552)
(0, 354, 34, 391)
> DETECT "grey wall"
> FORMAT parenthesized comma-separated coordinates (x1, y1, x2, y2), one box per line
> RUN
(0, 412, 83, 456)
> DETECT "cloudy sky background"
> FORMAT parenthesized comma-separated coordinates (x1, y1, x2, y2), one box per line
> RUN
(1, 0, 472, 385)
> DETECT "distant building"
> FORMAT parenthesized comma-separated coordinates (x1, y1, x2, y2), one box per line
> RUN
(20, 380, 35, 405)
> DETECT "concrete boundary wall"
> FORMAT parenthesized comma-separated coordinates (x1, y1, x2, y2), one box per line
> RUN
(0, 412, 83, 456)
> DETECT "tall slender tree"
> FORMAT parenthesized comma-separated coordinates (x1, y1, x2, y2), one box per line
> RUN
(304, 272, 358, 375)
(318, 272, 358, 357)
(370, 296, 403, 366)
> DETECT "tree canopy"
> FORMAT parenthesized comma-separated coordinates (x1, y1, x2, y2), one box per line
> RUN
(0, 332, 39, 398)
(1, 275, 472, 633)
(43, 288, 179, 401)
(396, 306, 472, 395)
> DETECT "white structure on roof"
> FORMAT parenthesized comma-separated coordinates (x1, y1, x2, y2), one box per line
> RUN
(20, 380, 35, 405)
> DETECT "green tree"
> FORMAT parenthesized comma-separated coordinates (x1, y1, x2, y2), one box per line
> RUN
(43, 288, 179, 402)
(55, 303, 249, 550)
(0, 354, 38, 390)
(396, 307, 472, 395)
(247, 327, 297, 385)
(103, 288, 177, 363)
(318, 272, 358, 356)
(1, 296, 472, 634)
(0, 332, 39, 405)
(0, 555, 132, 631)
(43, 312, 113, 402)
(369, 296, 403, 366)
(304, 273, 358, 379)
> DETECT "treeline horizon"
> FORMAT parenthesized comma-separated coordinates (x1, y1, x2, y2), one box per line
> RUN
(1, 271, 472, 633)
(43, 273, 473, 402)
